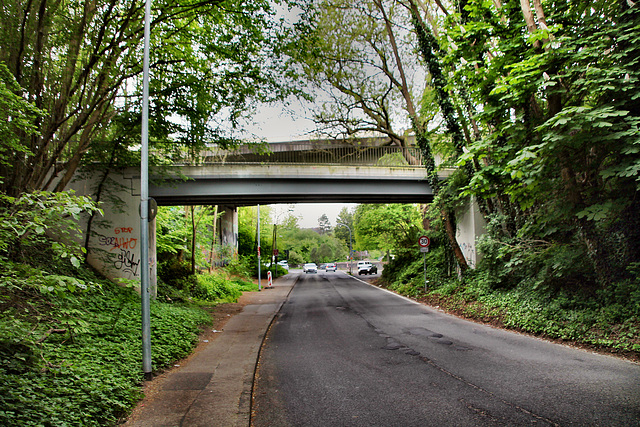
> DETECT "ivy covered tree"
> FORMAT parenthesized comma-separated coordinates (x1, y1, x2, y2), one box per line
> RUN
(292, 0, 640, 293)
(442, 0, 640, 288)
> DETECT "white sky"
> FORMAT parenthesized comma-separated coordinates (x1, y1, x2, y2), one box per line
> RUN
(244, 102, 359, 229)
(271, 203, 357, 229)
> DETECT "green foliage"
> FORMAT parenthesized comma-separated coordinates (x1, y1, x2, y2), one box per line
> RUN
(193, 272, 257, 303)
(278, 227, 346, 264)
(334, 206, 355, 249)
(450, 0, 640, 285)
(1, 0, 301, 196)
(158, 258, 198, 296)
(156, 206, 190, 257)
(0, 62, 40, 174)
(0, 259, 211, 426)
(0, 190, 102, 267)
(287, 250, 305, 266)
(355, 204, 423, 252)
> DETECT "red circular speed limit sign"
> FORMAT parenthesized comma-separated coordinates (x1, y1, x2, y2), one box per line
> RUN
(418, 236, 430, 247)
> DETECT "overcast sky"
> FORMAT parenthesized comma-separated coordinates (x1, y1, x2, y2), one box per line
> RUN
(244, 103, 359, 229)
(285, 203, 357, 229)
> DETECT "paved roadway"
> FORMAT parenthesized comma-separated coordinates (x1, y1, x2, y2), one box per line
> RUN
(252, 270, 640, 426)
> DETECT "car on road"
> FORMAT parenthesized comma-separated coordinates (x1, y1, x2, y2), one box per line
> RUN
(303, 263, 318, 273)
(325, 263, 337, 272)
(357, 261, 378, 275)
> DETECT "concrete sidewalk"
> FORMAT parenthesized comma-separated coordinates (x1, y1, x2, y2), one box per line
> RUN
(123, 277, 295, 427)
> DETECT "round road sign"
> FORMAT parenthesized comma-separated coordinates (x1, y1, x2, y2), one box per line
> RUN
(418, 236, 430, 247)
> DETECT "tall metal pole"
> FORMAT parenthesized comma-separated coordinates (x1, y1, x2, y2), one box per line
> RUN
(140, 0, 152, 380)
(336, 223, 352, 275)
(257, 204, 261, 291)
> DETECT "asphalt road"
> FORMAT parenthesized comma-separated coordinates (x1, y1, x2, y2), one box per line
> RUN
(252, 270, 640, 426)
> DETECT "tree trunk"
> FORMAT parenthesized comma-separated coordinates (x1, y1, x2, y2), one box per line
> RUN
(408, 0, 469, 271)
(442, 208, 468, 273)
(520, 0, 542, 49)
(191, 206, 197, 275)
(208, 205, 219, 271)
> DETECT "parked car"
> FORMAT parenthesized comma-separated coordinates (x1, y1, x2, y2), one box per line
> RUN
(357, 261, 377, 275)
(303, 263, 318, 273)
(318, 263, 327, 270)
(325, 263, 337, 272)
(277, 260, 289, 270)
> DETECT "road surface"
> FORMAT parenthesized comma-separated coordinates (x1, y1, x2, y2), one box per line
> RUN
(252, 270, 640, 426)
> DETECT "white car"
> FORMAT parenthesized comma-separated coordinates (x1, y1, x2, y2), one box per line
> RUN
(277, 260, 289, 270)
(303, 263, 318, 273)
(357, 260, 377, 275)
(325, 263, 337, 272)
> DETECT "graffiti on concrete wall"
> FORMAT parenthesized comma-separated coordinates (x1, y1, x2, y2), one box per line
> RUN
(459, 241, 476, 268)
(94, 227, 141, 277)
(98, 227, 138, 252)
(113, 249, 140, 276)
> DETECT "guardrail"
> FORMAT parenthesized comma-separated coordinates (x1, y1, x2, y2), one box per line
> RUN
(198, 143, 425, 168)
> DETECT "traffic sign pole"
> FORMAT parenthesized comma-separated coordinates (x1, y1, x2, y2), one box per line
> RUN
(418, 236, 431, 293)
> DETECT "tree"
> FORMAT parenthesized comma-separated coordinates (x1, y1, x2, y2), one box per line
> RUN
(0, 64, 40, 174)
(318, 213, 332, 234)
(278, 227, 346, 263)
(354, 203, 422, 253)
(334, 206, 354, 248)
(0, 0, 298, 197)
(291, 0, 469, 270)
(291, 0, 423, 154)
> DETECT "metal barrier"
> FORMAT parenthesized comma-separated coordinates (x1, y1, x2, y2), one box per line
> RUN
(198, 142, 425, 168)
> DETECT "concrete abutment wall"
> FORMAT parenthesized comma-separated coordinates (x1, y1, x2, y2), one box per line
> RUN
(65, 168, 238, 292)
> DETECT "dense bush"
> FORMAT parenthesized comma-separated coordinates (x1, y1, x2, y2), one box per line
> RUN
(194, 272, 257, 303)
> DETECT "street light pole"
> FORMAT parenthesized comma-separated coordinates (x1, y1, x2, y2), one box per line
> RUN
(336, 223, 352, 275)
(257, 204, 261, 291)
(140, 0, 152, 381)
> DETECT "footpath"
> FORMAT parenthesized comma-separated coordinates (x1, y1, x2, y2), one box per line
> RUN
(122, 276, 295, 427)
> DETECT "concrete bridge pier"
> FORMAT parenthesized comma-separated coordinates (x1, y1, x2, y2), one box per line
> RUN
(216, 205, 239, 266)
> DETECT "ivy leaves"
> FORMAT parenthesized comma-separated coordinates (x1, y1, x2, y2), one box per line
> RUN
(0, 191, 102, 269)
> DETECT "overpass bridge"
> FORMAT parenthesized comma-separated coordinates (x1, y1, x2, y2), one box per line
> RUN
(147, 139, 435, 206)
(67, 138, 482, 291)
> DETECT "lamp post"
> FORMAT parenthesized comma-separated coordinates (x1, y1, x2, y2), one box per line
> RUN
(140, 0, 152, 380)
(336, 223, 352, 275)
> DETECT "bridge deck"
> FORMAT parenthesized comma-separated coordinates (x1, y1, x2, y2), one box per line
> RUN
(140, 140, 437, 206)
(137, 164, 433, 206)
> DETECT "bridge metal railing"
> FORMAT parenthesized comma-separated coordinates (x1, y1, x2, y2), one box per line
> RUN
(197, 142, 425, 168)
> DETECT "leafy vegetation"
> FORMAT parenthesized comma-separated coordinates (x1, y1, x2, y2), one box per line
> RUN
(236, 205, 350, 266)
(0, 0, 301, 196)
(0, 256, 222, 425)
(0, 191, 257, 426)
(1, 0, 639, 421)
(288, 0, 640, 359)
